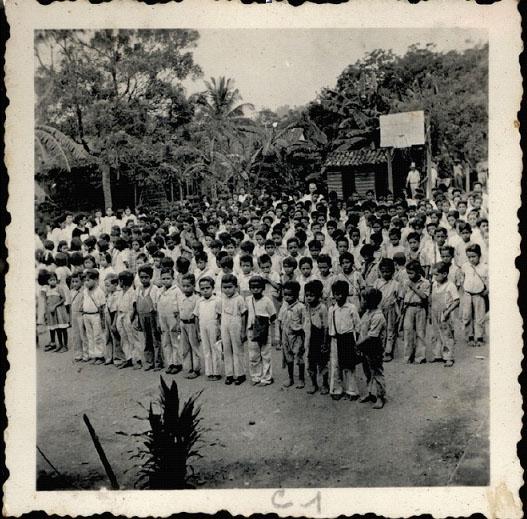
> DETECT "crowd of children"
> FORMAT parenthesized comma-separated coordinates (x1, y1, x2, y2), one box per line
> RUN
(35, 181, 489, 410)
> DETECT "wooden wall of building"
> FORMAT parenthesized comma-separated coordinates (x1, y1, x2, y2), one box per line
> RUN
(327, 170, 343, 199)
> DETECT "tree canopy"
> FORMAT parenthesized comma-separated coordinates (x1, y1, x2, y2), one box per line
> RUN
(307, 43, 488, 172)
(35, 31, 488, 213)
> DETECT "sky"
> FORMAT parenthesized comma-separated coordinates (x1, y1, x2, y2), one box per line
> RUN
(182, 28, 487, 113)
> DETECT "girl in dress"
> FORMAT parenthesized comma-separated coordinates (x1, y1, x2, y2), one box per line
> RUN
(43, 272, 70, 352)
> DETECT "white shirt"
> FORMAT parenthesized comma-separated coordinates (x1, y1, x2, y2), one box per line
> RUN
(157, 285, 181, 316)
(328, 302, 361, 336)
(462, 262, 488, 294)
(98, 266, 116, 290)
(407, 169, 421, 186)
(82, 286, 106, 312)
(100, 215, 116, 235)
(135, 284, 162, 309)
(246, 295, 276, 328)
(194, 295, 220, 323)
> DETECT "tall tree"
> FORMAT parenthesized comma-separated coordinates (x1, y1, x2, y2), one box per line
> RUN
(35, 29, 202, 208)
(307, 44, 488, 173)
(178, 76, 257, 195)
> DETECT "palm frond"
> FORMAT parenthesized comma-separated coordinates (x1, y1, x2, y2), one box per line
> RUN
(35, 124, 92, 172)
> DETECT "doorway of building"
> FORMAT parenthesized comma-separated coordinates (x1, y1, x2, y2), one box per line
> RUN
(391, 147, 425, 197)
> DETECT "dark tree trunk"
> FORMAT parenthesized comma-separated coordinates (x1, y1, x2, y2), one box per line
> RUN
(101, 163, 112, 209)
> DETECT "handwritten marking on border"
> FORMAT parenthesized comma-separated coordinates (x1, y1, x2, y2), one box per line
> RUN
(271, 490, 322, 514)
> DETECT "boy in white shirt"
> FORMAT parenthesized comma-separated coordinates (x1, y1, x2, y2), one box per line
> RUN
(430, 262, 460, 366)
(194, 277, 222, 380)
(82, 269, 107, 364)
(157, 268, 183, 375)
(461, 244, 488, 347)
(246, 276, 277, 386)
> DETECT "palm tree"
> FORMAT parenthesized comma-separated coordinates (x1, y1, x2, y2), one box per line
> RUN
(35, 124, 109, 207)
(192, 76, 256, 146)
(198, 76, 254, 122)
(174, 77, 257, 196)
(172, 138, 231, 198)
(246, 114, 328, 186)
(34, 124, 90, 172)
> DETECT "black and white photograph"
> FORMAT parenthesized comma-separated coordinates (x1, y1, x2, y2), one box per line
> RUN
(33, 27, 491, 490)
(3, 1, 523, 516)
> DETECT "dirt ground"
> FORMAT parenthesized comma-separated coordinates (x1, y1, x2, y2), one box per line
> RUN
(37, 320, 489, 490)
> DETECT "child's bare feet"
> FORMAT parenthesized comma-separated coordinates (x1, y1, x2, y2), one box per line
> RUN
(372, 397, 385, 409)
(359, 394, 374, 403)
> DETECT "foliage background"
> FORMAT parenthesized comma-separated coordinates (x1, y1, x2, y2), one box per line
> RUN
(34, 30, 488, 218)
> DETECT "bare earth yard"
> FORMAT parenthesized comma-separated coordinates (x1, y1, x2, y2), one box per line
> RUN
(37, 322, 489, 490)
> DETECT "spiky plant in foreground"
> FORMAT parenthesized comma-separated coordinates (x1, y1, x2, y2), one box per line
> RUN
(128, 376, 204, 489)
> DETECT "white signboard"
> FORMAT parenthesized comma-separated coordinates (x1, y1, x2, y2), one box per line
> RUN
(380, 110, 425, 148)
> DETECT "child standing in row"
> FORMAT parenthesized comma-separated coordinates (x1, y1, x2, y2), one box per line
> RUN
(374, 258, 400, 362)
(82, 269, 106, 364)
(246, 276, 276, 386)
(401, 260, 430, 364)
(258, 254, 281, 349)
(195, 277, 222, 380)
(461, 243, 488, 347)
(304, 280, 329, 395)
(328, 280, 361, 400)
(116, 270, 141, 369)
(430, 261, 459, 366)
(104, 273, 124, 366)
(69, 272, 86, 361)
(219, 274, 248, 385)
(279, 281, 307, 388)
(179, 274, 201, 378)
(43, 271, 70, 353)
(158, 267, 183, 374)
(357, 288, 387, 409)
(133, 265, 162, 371)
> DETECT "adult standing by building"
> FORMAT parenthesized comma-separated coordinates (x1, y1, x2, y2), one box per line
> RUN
(405, 162, 421, 198)
(237, 186, 249, 205)
(100, 207, 116, 236)
(452, 159, 465, 190)
(301, 181, 324, 204)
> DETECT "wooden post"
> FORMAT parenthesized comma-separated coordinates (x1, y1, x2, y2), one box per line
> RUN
(83, 414, 119, 490)
(387, 148, 394, 194)
(426, 115, 432, 198)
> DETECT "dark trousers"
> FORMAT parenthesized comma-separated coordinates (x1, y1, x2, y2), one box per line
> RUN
(138, 312, 162, 369)
(307, 325, 329, 378)
(361, 337, 386, 399)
